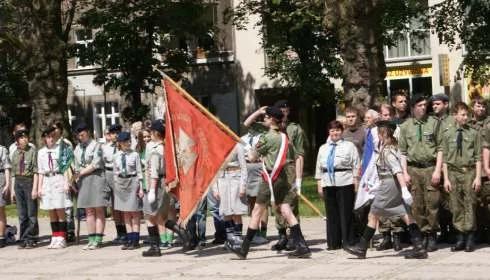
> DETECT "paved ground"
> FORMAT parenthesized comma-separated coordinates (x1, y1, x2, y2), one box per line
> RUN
(1, 217, 489, 280)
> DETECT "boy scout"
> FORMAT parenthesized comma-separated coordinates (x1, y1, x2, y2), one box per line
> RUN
(102, 124, 127, 244)
(0, 143, 11, 247)
(441, 102, 481, 252)
(227, 106, 311, 259)
(11, 129, 39, 248)
(399, 94, 442, 252)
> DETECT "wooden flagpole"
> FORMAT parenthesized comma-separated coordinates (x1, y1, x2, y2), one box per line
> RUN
(299, 194, 326, 219)
(159, 72, 241, 143)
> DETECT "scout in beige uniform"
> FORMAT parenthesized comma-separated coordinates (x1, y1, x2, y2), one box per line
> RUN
(38, 127, 73, 249)
(73, 123, 108, 250)
(0, 143, 11, 248)
(441, 102, 481, 252)
(227, 106, 311, 259)
(399, 94, 442, 252)
(345, 121, 428, 259)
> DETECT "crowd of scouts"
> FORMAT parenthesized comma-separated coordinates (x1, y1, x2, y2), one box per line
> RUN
(0, 93, 489, 261)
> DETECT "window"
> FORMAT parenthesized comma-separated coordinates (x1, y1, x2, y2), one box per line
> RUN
(384, 18, 430, 60)
(93, 102, 120, 141)
(385, 77, 432, 98)
(75, 29, 94, 69)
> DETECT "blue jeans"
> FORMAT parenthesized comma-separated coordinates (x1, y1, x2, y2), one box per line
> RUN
(207, 192, 226, 241)
(15, 177, 39, 241)
(187, 198, 207, 243)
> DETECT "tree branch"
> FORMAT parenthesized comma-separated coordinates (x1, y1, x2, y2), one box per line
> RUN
(62, 0, 78, 42)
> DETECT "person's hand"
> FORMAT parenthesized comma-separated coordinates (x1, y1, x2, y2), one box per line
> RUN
(401, 186, 413, 205)
(213, 190, 220, 200)
(473, 177, 482, 192)
(2, 185, 10, 199)
(32, 189, 39, 199)
(138, 187, 144, 199)
(64, 182, 70, 194)
(444, 179, 452, 193)
(148, 188, 156, 203)
(403, 172, 411, 186)
(431, 170, 441, 187)
(239, 188, 245, 198)
(317, 185, 323, 198)
(294, 178, 302, 195)
(258, 106, 267, 115)
(10, 187, 15, 203)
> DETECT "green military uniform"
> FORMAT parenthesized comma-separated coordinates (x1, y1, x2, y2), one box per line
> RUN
(440, 124, 481, 233)
(276, 122, 304, 230)
(399, 116, 441, 234)
(255, 127, 296, 206)
(474, 117, 490, 241)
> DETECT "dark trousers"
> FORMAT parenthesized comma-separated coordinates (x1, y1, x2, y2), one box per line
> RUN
(15, 177, 39, 241)
(187, 198, 207, 244)
(207, 192, 226, 241)
(324, 185, 355, 249)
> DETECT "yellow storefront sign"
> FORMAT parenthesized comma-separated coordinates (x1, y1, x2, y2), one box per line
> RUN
(386, 65, 432, 78)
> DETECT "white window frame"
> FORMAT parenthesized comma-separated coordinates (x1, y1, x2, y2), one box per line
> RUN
(92, 102, 120, 141)
(75, 29, 95, 69)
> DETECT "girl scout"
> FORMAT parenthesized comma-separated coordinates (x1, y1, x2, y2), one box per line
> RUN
(113, 131, 143, 250)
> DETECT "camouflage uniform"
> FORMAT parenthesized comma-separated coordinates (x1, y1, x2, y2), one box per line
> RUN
(474, 117, 490, 242)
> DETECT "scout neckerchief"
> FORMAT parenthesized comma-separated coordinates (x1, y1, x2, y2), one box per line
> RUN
(456, 127, 463, 157)
(261, 131, 289, 202)
(58, 139, 73, 173)
(326, 140, 338, 184)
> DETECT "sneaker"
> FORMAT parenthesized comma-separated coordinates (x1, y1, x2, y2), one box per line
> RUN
(160, 242, 172, 250)
(89, 242, 101, 250)
(47, 237, 58, 249)
(52, 238, 67, 249)
(82, 242, 93, 250)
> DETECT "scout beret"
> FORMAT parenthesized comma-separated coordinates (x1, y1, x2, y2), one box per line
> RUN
(108, 124, 123, 133)
(14, 129, 28, 140)
(42, 126, 56, 137)
(376, 120, 397, 131)
(116, 131, 131, 142)
(430, 93, 449, 103)
(265, 106, 284, 121)
(74, 123, 89, 134)
(273, 99, 289, 108)
(410, 94, 427, 107)
(150, 119, 165, 134)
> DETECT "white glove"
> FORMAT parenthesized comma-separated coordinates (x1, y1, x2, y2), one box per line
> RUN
(295, 178, 302, 195)
(401, 187, 413, 206)
(148, 188, 156, 203)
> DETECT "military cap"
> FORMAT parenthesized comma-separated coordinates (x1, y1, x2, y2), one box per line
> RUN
(14, 129, 28, 140)
(150, 119, 165, 134)
(376, 120, 397, 131)
(74, 123, 89, 134)
(42, 126, 56, 137)
(410, 94, 427, 107)
(108, 124, 123, 133)
(273, 99, 289, 108)
(116, 131, 131, 142)
(265, 106, 284, 121)
(430, 93, 449, 103)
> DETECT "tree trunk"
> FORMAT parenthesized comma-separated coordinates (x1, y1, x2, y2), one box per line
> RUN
(19, 0, 70, 146)
(325, 0, 387, 114)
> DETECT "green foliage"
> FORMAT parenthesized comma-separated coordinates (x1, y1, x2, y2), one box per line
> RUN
(76, 0, 216, 122)
(431, 0, 490, 83)
(228, 0, 342, 103)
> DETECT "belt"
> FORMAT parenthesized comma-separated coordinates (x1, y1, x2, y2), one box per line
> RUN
(44, 172, 62, 177)
(407, 161, 435, 168)
(105, 167, 114, 171)
(379, 174, 394, 180)
(447, 165, 475, 173)
(225, 167, 241, 172)
(321, 167, 351, 173)
(118, 174, 137, 178)
(16, 175, 33, 179)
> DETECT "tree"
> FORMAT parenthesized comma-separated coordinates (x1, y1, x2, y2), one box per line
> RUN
(76, 0, 215, 122)
(431, 0, 490, 84)
(230, 0, 426, 113)
(0, 0, 80, 145)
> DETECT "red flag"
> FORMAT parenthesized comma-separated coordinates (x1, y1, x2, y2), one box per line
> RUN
(163, 76, 239, 224)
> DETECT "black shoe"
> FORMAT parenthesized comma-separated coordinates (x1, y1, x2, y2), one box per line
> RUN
(66, 232, 75, 243)
(165, 220, 193, 251)
(226, 238, 250, 260)
(121, 241, 131, 250)
(426, 232, 438, 252)
(127, 240, 140, 250)
(344, 244, 367, 259)
(0, 239, 6, 248)
(422, 233, 428, 249)
(211, 238, 225, 245)
(17, 241, 26, 249)
(465, 232, 475, 252)
(376, 232, 393, 251)
(393, 232, 402, 251)
(112, 235, 127, 245)
(142, 244, 161, 257)
(451, 233, 466, 252)
(24, 240, 35, 249)
(405, 237, 428, 259)
(271, 234, 288, 251)
(288, 244, 311, 259)
(285, 238, 296, 251)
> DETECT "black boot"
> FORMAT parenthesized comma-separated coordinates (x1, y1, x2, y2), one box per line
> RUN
(226, 228, 256, 259)
(422, 233, 428, 249)
(113, 224, 127, 245)
(376, 231, 393, 251)
(142, 226, 161, 257)
(465, 232, 476, 252)
(393, 232, 402, 251)
(344, 226, 375, 259)
(451, 232, 466, 252)
(288, 224, 311, 259)
(165, 220, 192, 251)
(426, 232, 438, 252)
(405, 223, 428, 259)
(271, 228, 288, 251)
(0, 238, 6, 248)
